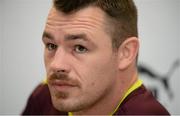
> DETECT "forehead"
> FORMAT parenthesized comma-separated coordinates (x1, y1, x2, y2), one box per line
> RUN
(46, 6, 108, 33)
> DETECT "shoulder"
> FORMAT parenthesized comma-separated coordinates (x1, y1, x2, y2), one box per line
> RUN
(116, 85, 170, 115)
(30, 83, 50, 99)
(22, 83, 67, 115)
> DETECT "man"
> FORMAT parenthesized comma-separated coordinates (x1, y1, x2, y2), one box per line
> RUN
(22, 0, 170, 115)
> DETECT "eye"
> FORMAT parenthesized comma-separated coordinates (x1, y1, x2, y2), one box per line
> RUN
(74, 45, 88, 53)
(46, 43, 57, 51)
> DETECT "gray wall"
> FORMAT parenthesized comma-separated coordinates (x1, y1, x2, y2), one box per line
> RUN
(136, 0, 180, 114)
(0, 1, 3, 113)
(0, 0, 179, 114)
(0, 0, 51, 114)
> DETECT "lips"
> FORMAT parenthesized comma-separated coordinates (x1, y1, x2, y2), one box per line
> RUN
(50, 80, 77, 91)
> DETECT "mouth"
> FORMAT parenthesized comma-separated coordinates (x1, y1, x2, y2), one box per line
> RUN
(50, 80, 77, 92)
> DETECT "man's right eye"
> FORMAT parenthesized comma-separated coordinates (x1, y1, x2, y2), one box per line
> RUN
(46, 43, 57, 51)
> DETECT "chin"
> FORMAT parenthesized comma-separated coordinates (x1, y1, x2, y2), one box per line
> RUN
(51, 92, 94, 113)
(51, 95, 81, 112)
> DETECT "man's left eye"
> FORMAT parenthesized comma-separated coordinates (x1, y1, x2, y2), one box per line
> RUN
(74, 45, 88, 53)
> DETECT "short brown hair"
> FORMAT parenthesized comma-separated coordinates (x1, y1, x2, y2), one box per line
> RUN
(53, 0, 138, 48)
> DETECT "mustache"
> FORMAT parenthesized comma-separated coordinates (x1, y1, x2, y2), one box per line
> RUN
(47, 72, 80, 86)
(48, 73, 69, 81)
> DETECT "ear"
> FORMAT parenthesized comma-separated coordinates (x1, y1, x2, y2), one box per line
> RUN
(117, 37, 139, 70)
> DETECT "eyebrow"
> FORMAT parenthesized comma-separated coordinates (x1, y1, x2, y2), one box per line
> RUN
(42, 31, 54, 40)
(64, 33, 88, 42)
(42, 31, 89, 42)
(42, 31, 96, 48)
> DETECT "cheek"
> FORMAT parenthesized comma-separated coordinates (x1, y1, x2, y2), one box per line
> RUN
(44, 55, 49, 70)
(44, 51, 52, 73)
(79, 55, 118, 91)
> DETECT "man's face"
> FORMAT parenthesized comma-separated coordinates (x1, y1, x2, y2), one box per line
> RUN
(43, 6, 119, 112)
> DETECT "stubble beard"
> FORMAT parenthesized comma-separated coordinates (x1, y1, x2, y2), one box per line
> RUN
(49, 86, 88, 112)
(47, 72, 114, 114)
(49, 83, 112, 114)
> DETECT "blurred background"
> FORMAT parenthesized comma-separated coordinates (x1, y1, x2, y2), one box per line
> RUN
(0, 0, 179, 114)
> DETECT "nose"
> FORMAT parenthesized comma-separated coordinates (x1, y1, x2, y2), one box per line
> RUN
(50, 48, 70, 74)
